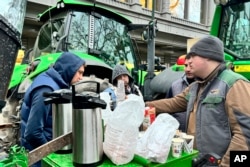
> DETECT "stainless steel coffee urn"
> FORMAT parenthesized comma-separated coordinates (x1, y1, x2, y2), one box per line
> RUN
(72, 81, 106, 167)
(44, 89, 72, 153)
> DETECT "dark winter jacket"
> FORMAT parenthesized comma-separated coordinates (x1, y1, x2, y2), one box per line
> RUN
(20, 52, 85, 153)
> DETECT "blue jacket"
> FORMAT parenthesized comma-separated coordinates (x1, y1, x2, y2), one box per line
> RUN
(20, 52, 85, 153)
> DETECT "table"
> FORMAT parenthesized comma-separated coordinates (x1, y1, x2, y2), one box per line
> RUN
(42, 150, 198, 167)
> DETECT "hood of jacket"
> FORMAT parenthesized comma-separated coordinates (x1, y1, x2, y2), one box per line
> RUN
(112, 64, 134, 85)
(53, 52, 85, 86)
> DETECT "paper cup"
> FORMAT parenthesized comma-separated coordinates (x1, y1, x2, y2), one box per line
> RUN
(171, 138, 184, 158)
(183, 135, 194, 153)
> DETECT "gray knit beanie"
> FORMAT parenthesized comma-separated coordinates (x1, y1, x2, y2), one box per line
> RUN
(187, 36, 224, 62)
(112, 64, 134, 85)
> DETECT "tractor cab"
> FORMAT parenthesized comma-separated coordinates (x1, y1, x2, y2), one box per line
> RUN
(8, 0, 143, 99)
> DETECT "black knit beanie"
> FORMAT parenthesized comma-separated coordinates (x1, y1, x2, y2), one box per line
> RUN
(187, 36, 224, 62)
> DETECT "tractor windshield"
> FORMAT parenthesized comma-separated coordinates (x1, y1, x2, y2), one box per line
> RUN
(67, 10, 136, 68)
(219, 1, 250, 59)
(34, 10, 137, 69)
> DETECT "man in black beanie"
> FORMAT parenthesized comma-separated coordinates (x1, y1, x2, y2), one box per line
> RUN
(146, 35, 250, 167)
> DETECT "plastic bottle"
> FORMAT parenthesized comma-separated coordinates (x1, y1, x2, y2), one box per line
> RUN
(116, 80, 125, 103)
(142, 109, 150, 131)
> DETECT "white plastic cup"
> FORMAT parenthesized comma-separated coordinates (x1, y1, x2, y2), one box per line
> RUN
(183, 135, 194, 153)
(171, 138, 184, 158)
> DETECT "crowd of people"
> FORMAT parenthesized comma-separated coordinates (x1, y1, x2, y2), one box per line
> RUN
(19, 35, 250, 167)
(146, 35, 250, 167)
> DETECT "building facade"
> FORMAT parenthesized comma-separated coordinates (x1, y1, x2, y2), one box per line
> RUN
(23, 0, 215, 65)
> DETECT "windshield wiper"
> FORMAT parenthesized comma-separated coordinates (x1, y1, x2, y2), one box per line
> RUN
(88, 48, 101, 57)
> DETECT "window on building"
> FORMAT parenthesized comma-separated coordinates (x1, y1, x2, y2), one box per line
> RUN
(169, 0, 185, 19)
(168, 0, 203, 23)
(200, 0, 207, 24)
(120, 0, 129, 2)
(187, 0, 201, 23)
(118, 0, 161, 12)
(139, 0, 161, 11)
(140, 0, 152, 10)
(119, 0, 205, 24)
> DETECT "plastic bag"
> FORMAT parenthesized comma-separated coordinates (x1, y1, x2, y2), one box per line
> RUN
(100, 92, 112, 126)
(103, 94, 144, 165)
(136, 113, 179, 163)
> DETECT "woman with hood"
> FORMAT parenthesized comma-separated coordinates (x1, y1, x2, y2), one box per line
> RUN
(104, 64, 142, 109)
(20, 52, 86, 167)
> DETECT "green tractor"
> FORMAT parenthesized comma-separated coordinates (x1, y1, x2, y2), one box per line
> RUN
(151, 0, 250, 99)
(2, 0, 167, 148)
(6, 0, 163, 98)
(1, 0, 249, 165)
(8, 0, 141, 95)
(210, 0, 250, 78)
